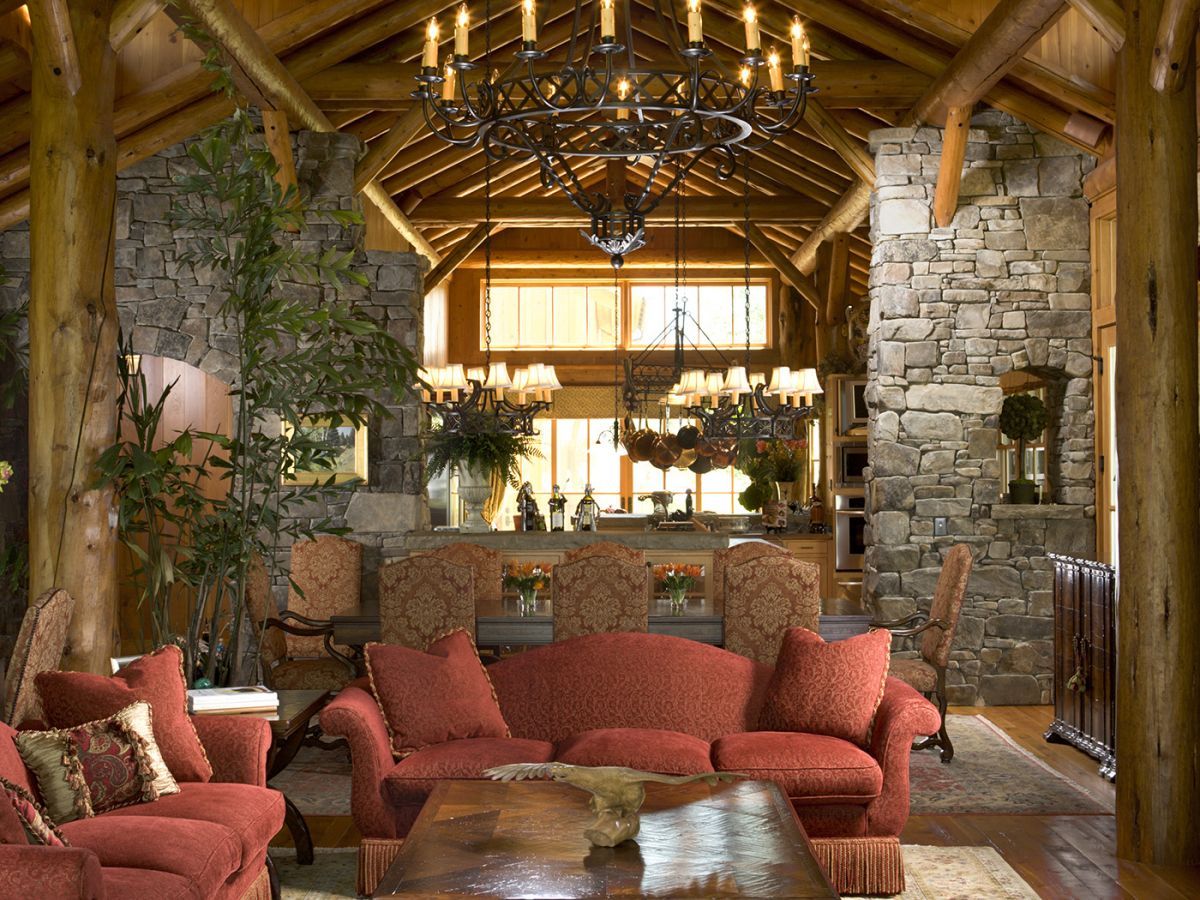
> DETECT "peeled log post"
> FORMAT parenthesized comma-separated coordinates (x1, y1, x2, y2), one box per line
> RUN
(28, 0, 120, 672)
(1115, 0, 1200, 866)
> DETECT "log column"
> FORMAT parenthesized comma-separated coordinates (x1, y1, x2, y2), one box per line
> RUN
(1114, 0, 1200, 865)
(27, 0, 120, 672)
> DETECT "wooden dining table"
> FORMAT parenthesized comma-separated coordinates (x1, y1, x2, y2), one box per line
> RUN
(330, 595, 871, 653)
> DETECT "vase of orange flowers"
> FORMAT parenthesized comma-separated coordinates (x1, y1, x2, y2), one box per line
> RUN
(504, 562, 552, 616)
(654, 563, 701, 615)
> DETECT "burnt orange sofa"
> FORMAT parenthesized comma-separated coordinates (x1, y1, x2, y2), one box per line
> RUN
(0, 715, 285, 899)
(321, 631, 940, 895)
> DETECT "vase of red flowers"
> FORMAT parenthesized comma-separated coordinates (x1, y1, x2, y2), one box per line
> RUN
(653, 563, 701, 615)
(503, 562, 552, 616)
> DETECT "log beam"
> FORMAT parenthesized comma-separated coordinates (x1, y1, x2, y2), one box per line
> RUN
(261, 109, 298, 231)
(933, 105, 971, 228)
(110, 0, 165, 50)
(1115, 0, 1200, 867)
(1067, 0, 1126, 50)
(1151, 0, 1200, 92)
(424, 223, 495, 294)
(176, 0, 438, 263)
(409, 195, 824, 227)
(743, 222, 822, 312)
(26, 0, 81, 96)
(28, 0, 119, 672)
(803, 100, 875, 185)
(910, 0, 1069, 126)
(789, 180, 872, 276)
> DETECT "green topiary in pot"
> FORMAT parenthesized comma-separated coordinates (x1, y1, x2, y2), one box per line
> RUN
(999, 392, 1048, 504)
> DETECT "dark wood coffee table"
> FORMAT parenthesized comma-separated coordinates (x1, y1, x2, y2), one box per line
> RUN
(374, 778, 837, 897)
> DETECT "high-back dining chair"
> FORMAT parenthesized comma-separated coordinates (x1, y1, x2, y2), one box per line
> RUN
(561, 541, 646, 566)
(377, 556, 476, 648)
(425, 542, 504, 606)
(724, 557, 820, 664)
(552, 556, 649, 641)
(246, 554, 355, 692)
(286, 535, 362, 658)
(711, 541, 792, 603)
(875, 543, 973, 763)
(3, 588, 75, 726)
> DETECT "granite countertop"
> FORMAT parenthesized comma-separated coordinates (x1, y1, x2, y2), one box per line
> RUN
(400, 530, 831, 550)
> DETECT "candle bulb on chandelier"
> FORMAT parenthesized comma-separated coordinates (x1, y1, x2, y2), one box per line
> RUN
(422, 17, 440, 69)
(423, 17, 441, 68)
(616, 77, 630, 119)
(743, 4, 759, 53)
(455, 4, 469, 57)
(686, 0, 703, 44)
(767, 47, 783, 91)
(739, 65, 752, 88)
(600, 0, 616, 39)
(790, 17, 809, 68)
(441, 59, 457, 101)
(522, 0, 538, 42)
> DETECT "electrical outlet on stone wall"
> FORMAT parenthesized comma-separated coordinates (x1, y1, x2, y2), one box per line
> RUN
(934, 517, 948, 536)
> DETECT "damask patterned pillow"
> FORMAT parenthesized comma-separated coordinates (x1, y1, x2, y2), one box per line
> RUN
(0, 776, 69, 846)
(15, 701, 170, 824)
(36, 644, 212, 782)
(758, 627, 892, 747)
(366, 630, 510, 757)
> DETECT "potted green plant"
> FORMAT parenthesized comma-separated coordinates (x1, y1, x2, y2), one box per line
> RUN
(999, 392, 1048, 504)
(424, 412, 541, 532)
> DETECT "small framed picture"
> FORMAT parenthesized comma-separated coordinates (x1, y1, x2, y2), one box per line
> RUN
(281, 416, 368, 485)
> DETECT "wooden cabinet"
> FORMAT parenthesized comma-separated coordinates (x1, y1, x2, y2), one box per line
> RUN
(1045, 554, 1117, 781)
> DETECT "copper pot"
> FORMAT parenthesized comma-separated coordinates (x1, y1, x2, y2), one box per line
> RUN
(631, 429, 657, 461)
(676, 425, 700, 450)
(673, 447, 698, 469)
(695, 437, 717, 458)
(689, 456, 714, 474)
(652, 437, 679, 468)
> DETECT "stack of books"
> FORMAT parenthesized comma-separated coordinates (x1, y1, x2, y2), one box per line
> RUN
(187, 686, 279, 716)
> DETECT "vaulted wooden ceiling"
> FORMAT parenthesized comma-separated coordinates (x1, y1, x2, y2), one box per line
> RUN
(0, 0, 1118, 299)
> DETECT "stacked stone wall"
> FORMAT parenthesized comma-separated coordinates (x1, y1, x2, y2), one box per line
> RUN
(865, 111, 1096, 705)
(0, 126, 430, 649)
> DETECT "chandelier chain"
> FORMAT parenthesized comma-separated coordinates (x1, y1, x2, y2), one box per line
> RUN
(482, 0, 493, 375)
(743, 151, 752, 370)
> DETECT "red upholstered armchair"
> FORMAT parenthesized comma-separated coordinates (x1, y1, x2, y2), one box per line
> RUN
(0, 713, 284, 899)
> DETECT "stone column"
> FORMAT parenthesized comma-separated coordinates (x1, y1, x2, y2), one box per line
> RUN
(865, 111, 1096, 705)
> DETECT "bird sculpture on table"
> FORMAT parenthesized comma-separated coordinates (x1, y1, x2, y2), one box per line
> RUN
(484, 763, 745, 847)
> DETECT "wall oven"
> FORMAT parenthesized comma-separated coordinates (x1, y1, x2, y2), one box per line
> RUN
(835, 494, 866, 570)
(837, 444, 869, 486)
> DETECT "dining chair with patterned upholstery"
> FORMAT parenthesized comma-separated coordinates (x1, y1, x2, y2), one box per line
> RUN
(724, 556, 820, 664)
(246, 554, 356, 692)
(3, 588, 75, 726)
(561, 541, 646, 566)
(286, 535, 362, 657)
(551, 556, 649, 641)
(872, 542, 973, 763)
(377, 556, 476, 649)
(711, 541, 792, 603)
(426, 542, 504, 606)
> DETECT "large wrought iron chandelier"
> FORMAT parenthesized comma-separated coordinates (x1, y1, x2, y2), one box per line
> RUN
(413, 0, 816, 264)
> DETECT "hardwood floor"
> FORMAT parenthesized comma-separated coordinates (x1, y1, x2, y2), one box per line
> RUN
(273, 705, 1200, 898)
(904, 706, 1200, 899)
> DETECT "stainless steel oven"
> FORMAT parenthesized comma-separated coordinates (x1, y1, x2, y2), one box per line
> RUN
(835, 494, 866, 570)
(837, 444, 869, 486)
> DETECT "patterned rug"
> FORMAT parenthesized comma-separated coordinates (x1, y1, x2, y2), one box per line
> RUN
(273, 845, 1039, 899)
(907, 715, 1110, 815)
(274, 715, 1110, 819)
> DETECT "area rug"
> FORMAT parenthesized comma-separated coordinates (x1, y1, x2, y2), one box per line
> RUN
(907, 715, 1111, 815)
(270, 745, 352, 816)
(275, 715, 1111, 819)
(272, 845, 1039, 899)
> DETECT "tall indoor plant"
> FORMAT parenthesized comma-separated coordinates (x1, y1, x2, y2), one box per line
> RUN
(0, 265, 28, 601)
(97, 42, 419, 683)
(999, 392, 1048, 504)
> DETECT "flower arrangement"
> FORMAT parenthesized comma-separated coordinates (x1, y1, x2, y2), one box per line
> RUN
(736, 439, 808, 511)
(653, 563, 701, 594)
(0, 460, 11, 494)
(503, 562, 553, 593)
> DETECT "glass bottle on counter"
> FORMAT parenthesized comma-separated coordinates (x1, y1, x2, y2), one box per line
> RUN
(548, 484, 566, 532)
(574, 483, 599, 532)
